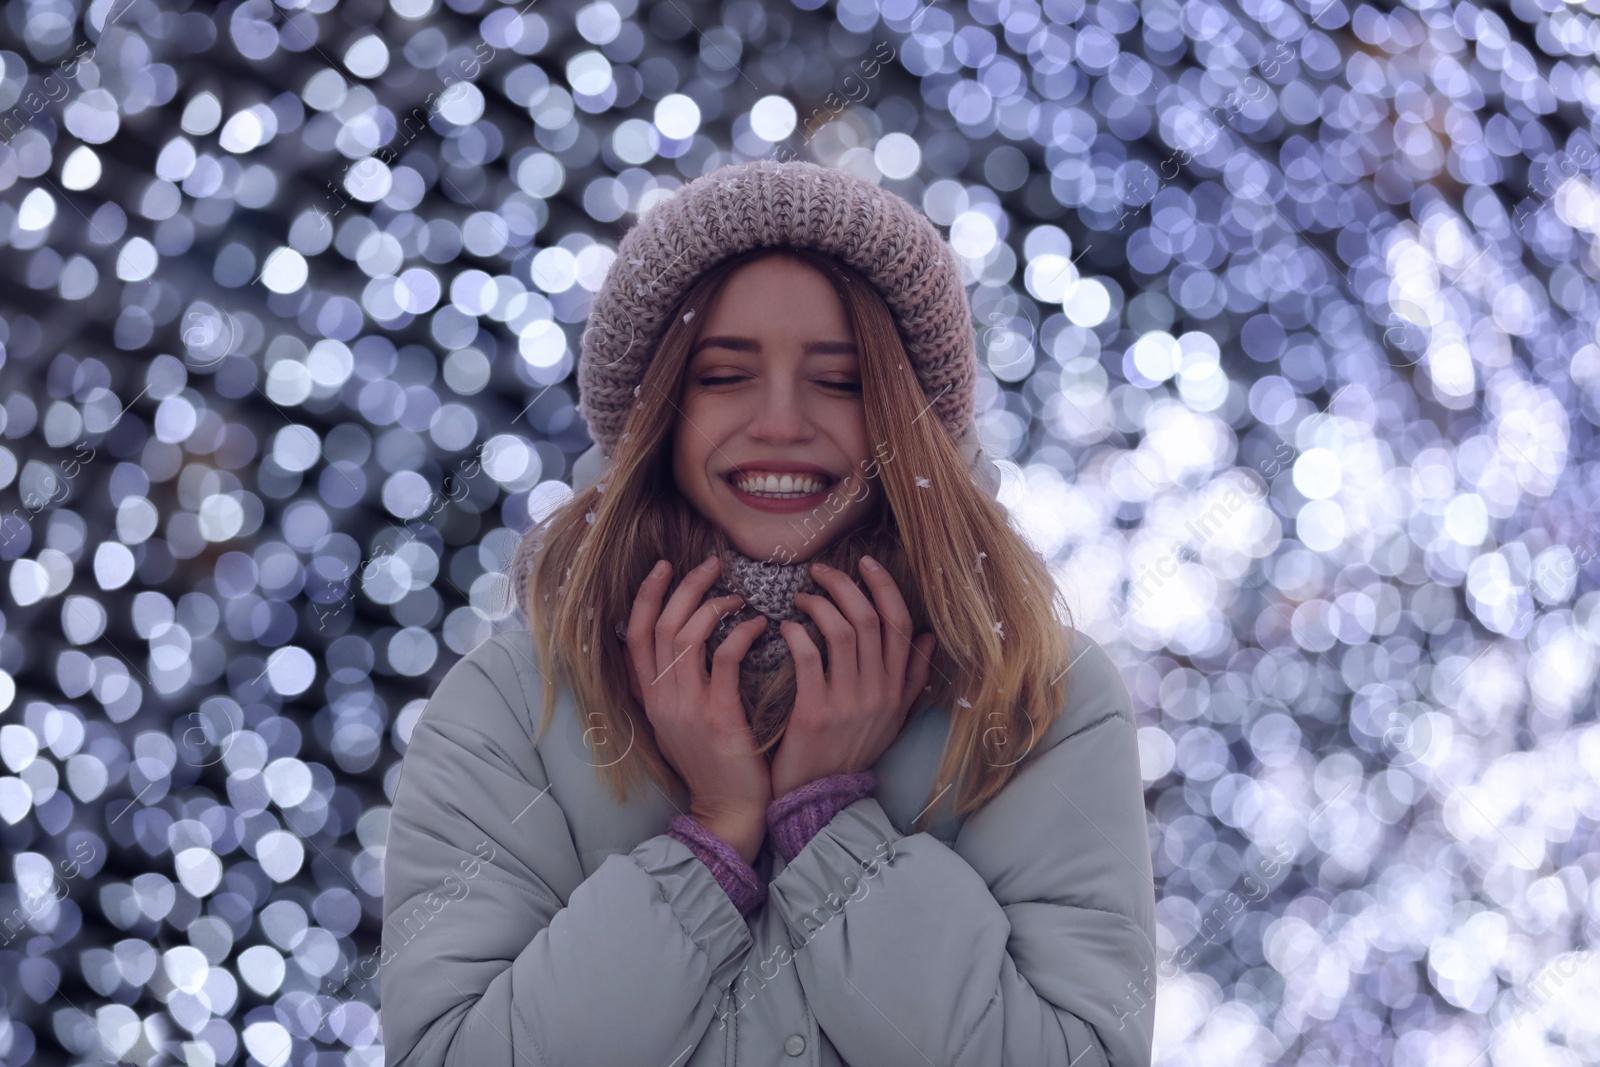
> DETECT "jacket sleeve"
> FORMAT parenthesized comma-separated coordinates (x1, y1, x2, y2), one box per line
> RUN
(764, 632, 1157, 1067)
(381, 633, 755, 1067)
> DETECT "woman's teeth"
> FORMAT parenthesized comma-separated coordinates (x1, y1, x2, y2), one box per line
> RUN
(732, 472, 828, 496)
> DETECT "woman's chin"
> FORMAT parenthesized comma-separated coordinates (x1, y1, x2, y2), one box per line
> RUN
(724, 534, 806, 565)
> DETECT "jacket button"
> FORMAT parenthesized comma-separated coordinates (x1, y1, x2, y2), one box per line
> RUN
(784, 1034, 806, 1056)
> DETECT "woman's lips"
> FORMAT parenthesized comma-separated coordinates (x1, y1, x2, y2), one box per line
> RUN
(722, 474, 835, 513)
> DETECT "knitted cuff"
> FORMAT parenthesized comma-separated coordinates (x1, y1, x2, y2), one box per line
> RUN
(766, 772, 877, 865)
(667, 814, 767, 917)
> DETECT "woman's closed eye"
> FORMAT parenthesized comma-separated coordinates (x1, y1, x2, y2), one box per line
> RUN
(697, 375, 861, 393)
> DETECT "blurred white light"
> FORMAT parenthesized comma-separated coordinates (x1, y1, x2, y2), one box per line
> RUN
(243, 1020, 292, 1064)
(750, 95, 798, 141)
(950, 210, 998, 258)
(875, 132, 921, 179)
(1063, 277, 1111, 327)
(62, 146, 103, 190)
(438, 81, 486, 125)
(180, 91, 222, 135)
(567, 51, 613, 96)
(263, 646, 315, 697)
(1292, 448, 1342, 499)
(1132, 331, 1180, 383)
(255, 830, 306, 882)
(218, 109, 265, 153)
(654, 94, 701, 139)
(576, 2, 622, 44)
(260, 248, 308, 293)
(344, 34, 390, 78)
(18, 189, 57, 231)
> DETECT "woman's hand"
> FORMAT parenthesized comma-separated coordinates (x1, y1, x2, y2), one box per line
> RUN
(624, 553, 772, 863)
(769, 556, 937, 798)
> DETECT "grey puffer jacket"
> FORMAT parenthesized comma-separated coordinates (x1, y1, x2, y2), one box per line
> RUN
(381, 624, 1156, 1067)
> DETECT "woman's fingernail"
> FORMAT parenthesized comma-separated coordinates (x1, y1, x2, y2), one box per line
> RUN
(812, 561, 830, 572)
(861, 556, 879, 571)
(701, 553, 718, 569)
(652, 560, 668, 577)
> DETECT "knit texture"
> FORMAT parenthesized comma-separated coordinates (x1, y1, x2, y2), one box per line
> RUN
(576, 158, 977, 459)
(667, 814, 767, 916)
(704, 543, 829, 677)
(767, 771, 878, 865)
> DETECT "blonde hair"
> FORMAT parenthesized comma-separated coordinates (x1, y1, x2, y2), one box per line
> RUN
(524, 246, 1077, 832)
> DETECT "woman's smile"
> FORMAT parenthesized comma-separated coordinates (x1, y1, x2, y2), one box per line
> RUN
(722, 470, 839, 512)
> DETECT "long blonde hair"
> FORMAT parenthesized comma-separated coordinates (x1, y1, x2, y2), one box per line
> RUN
(524, 245, 1076, 832)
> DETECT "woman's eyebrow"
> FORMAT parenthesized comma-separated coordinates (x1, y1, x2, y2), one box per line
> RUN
(690, 335, 858, 356)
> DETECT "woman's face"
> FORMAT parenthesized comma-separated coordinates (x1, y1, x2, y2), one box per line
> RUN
(672, 254, 878, 563)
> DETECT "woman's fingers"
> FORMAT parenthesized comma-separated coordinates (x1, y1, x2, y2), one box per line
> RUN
(794, 587, 859, 698)
(626, 561, 675, 700)
(780, 619, 828, 713)
(670, 592, 747, 693)
(710, 615, 770, 712)
(812, 563, 876, 697)
(628, 555, 740, 716)
(857, 555, 914, 708)
(651, 554, 728, 695)
(624, 653, 644, 707)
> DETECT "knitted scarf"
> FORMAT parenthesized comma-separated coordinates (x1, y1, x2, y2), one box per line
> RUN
(704, 544, 830, 679)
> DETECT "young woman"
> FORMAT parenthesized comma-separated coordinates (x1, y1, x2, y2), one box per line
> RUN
(382, 159, 1156, 1066)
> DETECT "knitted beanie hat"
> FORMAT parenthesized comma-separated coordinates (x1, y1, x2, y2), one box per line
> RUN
(571, 157, 994, 487)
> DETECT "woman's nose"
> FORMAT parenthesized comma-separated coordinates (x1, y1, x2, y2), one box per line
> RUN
(745, 380, 812, 442)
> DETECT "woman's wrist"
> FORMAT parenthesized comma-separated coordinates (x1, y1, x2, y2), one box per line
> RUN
(690, 809, 765, 866)
(668, 814, 767, 916)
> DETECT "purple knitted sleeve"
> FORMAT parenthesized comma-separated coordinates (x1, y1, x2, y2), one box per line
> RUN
(766, 772, 877, 864)
(667, 814, 767, 916)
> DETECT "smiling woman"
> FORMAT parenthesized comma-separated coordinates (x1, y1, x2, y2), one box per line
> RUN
(383, 159, 1156, 1067)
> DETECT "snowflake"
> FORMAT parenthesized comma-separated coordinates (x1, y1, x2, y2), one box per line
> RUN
(993, 620, 1005, 640)
(632, 384, 641, 396)
(585, 511, 596, 524)
(916, 476, 931, 487)
(957, 696, 972, 708)
(683, 310, 696, 323)
(627, 256, 645, 269)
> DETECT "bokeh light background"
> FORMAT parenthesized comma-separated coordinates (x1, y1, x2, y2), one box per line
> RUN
(1, 0, 1599, 1063)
